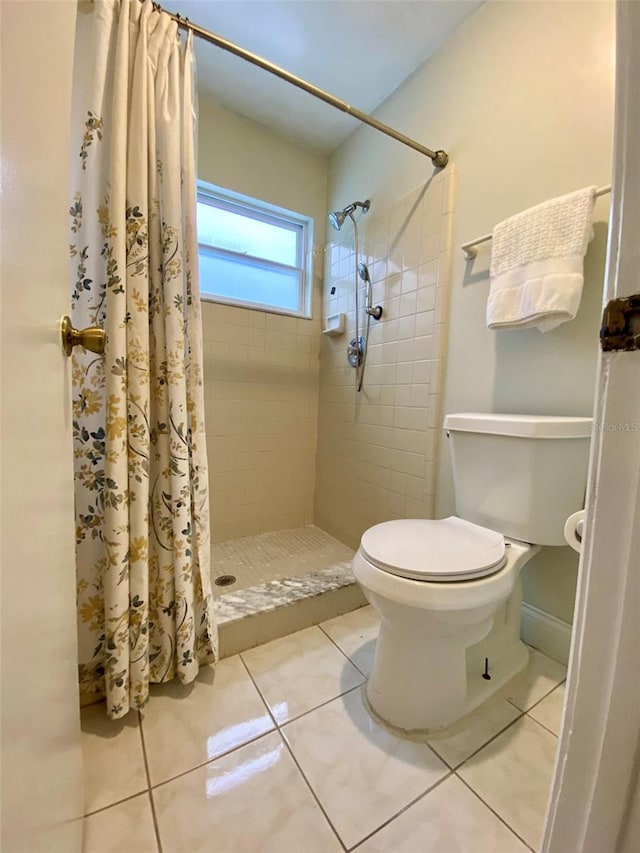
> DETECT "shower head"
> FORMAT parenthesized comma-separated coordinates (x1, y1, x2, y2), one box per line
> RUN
(358, 261, 370, 283)
(328, 209, 347, 231)
(328, 199, 371, 231)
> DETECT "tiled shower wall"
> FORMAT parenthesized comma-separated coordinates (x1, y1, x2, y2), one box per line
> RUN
(314, 170, 454, 548)
(202, 267, 322, 543)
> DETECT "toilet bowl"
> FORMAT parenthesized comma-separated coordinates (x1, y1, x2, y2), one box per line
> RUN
(353, 413, 593, 733)
(353, 518, 539, 731)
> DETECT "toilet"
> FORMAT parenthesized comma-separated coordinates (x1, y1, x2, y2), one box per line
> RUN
(352, 413, 592, 733)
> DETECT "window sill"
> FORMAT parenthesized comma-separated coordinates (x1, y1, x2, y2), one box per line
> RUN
(200, 293, 312, 320)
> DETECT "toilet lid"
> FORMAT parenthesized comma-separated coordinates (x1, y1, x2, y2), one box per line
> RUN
(360, 517, 507, 582)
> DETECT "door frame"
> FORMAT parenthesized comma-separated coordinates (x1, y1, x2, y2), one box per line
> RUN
(543, 2, 640, 850)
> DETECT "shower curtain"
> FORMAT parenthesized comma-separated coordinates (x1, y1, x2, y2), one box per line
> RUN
(71, 0, 216, 718)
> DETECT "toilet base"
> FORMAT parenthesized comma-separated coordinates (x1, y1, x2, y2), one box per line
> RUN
(366, 636, 529, 736)
(363, 572, 531, 733)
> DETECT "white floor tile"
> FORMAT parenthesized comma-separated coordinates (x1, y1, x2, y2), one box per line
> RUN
(528, 683, 566, 736)
(458, 715, 558, 851)
(81, 706, 147, 814)
(141, 656, 274, 785)
(241, 625, 364, 724)
(427, 697, 521, 768)
(153, 731, 341, 853)
(282, 687, 448, 849)
(82, 794, 157, 853)
(320, 605, 379, 676)
(358, 774, 529, 852)
(505, 649, 566, 711)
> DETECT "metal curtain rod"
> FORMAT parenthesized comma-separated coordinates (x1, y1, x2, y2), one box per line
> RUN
(164, 7, 448, 168)
(462, 184, 612, 259)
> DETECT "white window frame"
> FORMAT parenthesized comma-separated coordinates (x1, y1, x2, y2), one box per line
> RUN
(196, 180, 313, 319)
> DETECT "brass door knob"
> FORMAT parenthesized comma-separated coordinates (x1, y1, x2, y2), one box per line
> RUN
(60, 316, 106, 356)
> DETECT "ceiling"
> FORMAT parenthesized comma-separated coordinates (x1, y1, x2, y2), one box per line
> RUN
(168, 1, 483, 153)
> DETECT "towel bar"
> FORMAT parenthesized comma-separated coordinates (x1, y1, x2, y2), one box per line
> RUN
(461, 185, 612, 259)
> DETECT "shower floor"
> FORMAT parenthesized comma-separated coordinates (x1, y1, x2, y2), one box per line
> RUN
(211, 525, 354, 597)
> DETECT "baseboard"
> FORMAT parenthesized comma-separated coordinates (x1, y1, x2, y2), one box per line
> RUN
(521, 602, 572, 666)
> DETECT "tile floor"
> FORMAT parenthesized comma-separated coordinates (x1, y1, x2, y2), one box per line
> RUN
(81, 606, 567, 853)
(211, 525, 354, 596)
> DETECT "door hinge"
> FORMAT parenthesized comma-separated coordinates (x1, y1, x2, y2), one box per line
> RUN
(600, 294, 640, 352)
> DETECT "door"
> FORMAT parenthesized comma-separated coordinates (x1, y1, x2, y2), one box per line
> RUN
(0, 2, 83, 851)
(543, 2, 640, 850)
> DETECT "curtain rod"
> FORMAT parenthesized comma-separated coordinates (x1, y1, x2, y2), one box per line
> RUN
(461, 184, 612, 259)
(164, 6, 448, 168)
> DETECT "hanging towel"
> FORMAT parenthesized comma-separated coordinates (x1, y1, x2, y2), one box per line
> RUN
(486, 186, 596, 332)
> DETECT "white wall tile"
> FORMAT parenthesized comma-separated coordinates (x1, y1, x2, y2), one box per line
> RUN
(315, 178, 452, 547)
(203, 299, 321, 542)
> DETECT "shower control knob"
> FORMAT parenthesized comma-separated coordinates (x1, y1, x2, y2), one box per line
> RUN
(347, 336, 365, 368)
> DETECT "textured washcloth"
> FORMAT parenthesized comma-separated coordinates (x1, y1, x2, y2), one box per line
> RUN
(487, 186, 596, 332)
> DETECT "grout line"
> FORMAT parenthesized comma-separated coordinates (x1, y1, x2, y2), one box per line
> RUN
(83, 789, 151, 819)
(438, 708, 527, 772)
(238, 633, 368, 728)
(237, 655, 349, 853)
(525, 712, 560, 739)
(236, 656, 279, 731)
(455, 773, 536, 853)
(279, 728, 350, 853)
(139, 711, 164, 853)
(316, 621, 373, 680)
(279, 682, 364, 728)
(506, 677, 566, 717)
(148, 727, 277, 792)
(347, 771, 454, 851)
(147, 791, 163, 853)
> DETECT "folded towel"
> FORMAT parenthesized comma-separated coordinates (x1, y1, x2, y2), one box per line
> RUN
(487, 186, 596, 332)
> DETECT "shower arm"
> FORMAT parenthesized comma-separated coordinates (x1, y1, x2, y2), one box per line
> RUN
(349, 201, 370, 215)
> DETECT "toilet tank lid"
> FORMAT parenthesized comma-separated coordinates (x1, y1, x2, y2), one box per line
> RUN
(443, 413, 593, 439)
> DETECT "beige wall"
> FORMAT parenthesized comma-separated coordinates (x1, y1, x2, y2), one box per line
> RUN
(197, 97, 328, 541)
(198, 97, 328, 238)
(325, 0, 615, 620)
(315, 172, 454, 547)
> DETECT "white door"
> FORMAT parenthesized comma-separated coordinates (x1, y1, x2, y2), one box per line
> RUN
(544, 2, 640, 850)
(0, 2, 84, 851)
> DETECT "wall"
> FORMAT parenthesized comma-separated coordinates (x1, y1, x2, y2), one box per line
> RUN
(197, 97, 328, 541)
(324, 0, 615, 621)
(315, 172, 454, 546)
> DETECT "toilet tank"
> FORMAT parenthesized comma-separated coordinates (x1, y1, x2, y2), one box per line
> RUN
(444, 413, 592, 546)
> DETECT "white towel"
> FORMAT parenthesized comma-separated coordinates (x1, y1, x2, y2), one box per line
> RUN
(487, 186, 596, 332)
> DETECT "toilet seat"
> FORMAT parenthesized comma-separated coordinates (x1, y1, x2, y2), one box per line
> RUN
(360, 516, 507, 582)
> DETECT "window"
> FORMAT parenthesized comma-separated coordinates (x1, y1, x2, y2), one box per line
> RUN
(196, 183, 312, 317)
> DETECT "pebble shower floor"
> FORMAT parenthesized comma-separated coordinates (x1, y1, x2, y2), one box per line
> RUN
(211, 525, 354, 596)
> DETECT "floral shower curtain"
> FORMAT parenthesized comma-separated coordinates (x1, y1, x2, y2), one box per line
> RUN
(71, 0, 217, 718)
